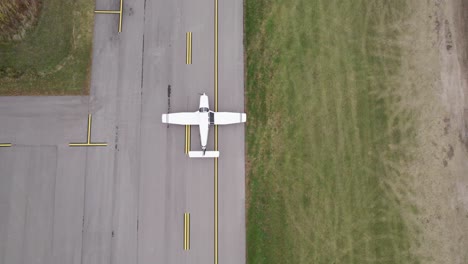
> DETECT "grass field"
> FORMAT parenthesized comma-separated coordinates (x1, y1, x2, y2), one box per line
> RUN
(0, 1, 41, 41)
(245, 1, 421, 263)
(0, 0, 94, 95)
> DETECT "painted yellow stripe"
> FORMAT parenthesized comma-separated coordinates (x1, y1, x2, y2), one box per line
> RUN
(214, 0, 219, 263)
(187, 32, 192, 64)
(94, 0, 123, 33)
(185, 214, 187, 250)
(0, 143, 12, 147)
(184, 213, 190, 250)
(87, 114, 92, 144)
(214, 157, 218, 263)
(187, 213, 190, 250)
(69, 114, 107, 147)
(94, 10, 120, 14)
(188, 125, 191, 152)
(189, 32, 191, 64)
(118, 0, 123, 33)
(186, 32, 192, 64)
(184, 125, 188, 154)
(214, 4, 218, 113)
(69, 143, 108, 147)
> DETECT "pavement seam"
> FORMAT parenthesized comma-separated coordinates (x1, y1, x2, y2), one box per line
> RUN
(137, 0, 147, 263)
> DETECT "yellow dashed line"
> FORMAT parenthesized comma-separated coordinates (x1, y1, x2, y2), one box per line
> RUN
(184, 212, 191, 250)
(186, 32, 193, 64)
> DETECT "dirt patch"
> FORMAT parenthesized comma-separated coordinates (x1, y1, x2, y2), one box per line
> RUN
(462, 108, 468, 151)
(393, 0, 468, 263)
(459, 0, 468, 153)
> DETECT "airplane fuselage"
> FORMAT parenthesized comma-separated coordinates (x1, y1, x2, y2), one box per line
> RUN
(198, 94, 210, 150)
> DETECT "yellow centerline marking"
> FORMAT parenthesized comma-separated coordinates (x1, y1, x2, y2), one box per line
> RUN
(214, 157, 218, 263)
(69, 114, 108, 147)
(94, 0, 123, 33)
(186, 32, 193, 64)
(184, 213, 191, 250)
(0, 143, 12, 147)
(214, 0, 219, 263)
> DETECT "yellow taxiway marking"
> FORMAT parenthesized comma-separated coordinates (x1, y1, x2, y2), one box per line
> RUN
(214, 156, 218, 263)
(0, 143, 12, 147)
(185, 125, 191, 154)
(69, 114, 108, 147)
(94, 0, 123, 32)
(214, 0, 219, 263)
(186, 32, 193, 64)
(184, 213, 191, 250)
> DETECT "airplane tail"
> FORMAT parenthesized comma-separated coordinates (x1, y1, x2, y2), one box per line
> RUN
(189, 151, 219, 158)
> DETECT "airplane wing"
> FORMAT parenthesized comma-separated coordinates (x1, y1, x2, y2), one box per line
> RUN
(213, 112, 246, 125)
(162, 112, 199, 125)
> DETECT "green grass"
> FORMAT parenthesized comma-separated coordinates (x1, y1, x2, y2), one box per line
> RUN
(0, 0, 94, 95)
(246, 0, 419, 263)
(0, 1, 41, 41)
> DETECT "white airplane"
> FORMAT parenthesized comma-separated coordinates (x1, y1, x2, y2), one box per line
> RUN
(162, 93, 246, 158)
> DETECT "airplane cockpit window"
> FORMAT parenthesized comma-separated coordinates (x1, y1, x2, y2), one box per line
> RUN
(209, 112, 215, 124)
(199, 107, 209, 112)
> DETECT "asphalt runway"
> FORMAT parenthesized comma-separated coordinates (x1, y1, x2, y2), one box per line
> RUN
(0, 0, 245, 263)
